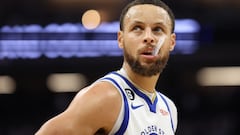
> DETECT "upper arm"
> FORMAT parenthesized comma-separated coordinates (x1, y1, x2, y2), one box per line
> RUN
(35, 81, 122, 135)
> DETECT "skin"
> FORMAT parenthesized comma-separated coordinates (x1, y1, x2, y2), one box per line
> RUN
(118, 4, 176, 92)
(35, 4, 176, 135)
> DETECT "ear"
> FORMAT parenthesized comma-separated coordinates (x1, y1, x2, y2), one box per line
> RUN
(118, 31, 124, 49)
(169, 33, 176, 51)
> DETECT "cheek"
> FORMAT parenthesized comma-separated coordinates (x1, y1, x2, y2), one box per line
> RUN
(123, 38, 138, 53)
(123, 42, 135, 56)
(122, 33, 144, 57)
(160, 42, 171, 55)
(163, 39, 173, 51)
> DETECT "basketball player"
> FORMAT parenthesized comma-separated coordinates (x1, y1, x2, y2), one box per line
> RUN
(35, 0, 177, 134)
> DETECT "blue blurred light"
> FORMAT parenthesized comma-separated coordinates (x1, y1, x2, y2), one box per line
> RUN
(0, 19, 201, 59)
(23, 24, 43, 32)
(175, 19, 200, 33)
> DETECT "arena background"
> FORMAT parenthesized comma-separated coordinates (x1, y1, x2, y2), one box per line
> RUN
(0, 0, 239, 135)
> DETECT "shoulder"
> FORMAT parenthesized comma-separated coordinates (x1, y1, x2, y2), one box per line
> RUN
(72, 80, 122, 115)
(75, 80, 121, 105)
(36, 81, 122, 135)
(72, 81, 122, 111)
(68, 81, 122, 131)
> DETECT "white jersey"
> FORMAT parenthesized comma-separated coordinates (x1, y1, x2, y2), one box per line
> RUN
(98, 70, 178, 135)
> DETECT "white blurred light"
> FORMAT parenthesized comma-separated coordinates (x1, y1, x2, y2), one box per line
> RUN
(197, 67, 240, 86)
(82, 9, 101, 30)
(47, 73, 87, 92)
(0, 76, 16, 94)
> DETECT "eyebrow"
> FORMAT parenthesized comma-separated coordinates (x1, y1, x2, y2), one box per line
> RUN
(154, 20, 169, 26)
(129, 20, 168, 29)
(126, 20, 143, 29)
(130, 20, 144, 25)
(131, 20, 167, 25)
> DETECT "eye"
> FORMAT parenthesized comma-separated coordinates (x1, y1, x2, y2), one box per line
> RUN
(153, 27, 163, 33)
(132, 25, 143, 31)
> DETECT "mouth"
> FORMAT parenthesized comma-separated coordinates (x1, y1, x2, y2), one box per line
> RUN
(140, 50, 157, 61)
(142, 51, 153, 56)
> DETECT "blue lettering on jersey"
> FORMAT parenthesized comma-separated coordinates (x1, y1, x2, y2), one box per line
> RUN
(140, 125, 165, 135)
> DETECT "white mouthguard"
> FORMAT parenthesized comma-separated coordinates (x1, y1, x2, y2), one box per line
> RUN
(152, 36, 166, 56)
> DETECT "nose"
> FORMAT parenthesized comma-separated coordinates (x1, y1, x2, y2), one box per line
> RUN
(143, 28, 154, 44)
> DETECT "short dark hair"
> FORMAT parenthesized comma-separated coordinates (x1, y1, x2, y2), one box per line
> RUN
(119, 0, 175, 33)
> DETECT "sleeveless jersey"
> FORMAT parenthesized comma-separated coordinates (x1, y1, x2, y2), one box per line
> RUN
(98, 70, 178, 135)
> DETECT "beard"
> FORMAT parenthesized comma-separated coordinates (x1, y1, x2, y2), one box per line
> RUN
(123, 48, 169, 77)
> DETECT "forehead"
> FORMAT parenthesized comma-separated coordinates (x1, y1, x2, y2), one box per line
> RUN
(125, 4, 170, 26)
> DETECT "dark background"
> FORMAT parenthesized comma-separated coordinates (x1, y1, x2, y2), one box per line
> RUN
(0, 0, 240, 135)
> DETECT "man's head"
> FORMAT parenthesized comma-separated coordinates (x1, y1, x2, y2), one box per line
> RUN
(118, 0, 176, 77)
(120, 0, 175, 33)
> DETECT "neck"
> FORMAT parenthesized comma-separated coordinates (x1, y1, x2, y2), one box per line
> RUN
(122, 63, 160, 93)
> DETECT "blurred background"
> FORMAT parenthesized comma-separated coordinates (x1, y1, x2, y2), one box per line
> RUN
(0, 0, 240, 135)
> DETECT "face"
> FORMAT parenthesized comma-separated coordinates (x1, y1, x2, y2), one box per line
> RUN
(118, 4, 176, 76)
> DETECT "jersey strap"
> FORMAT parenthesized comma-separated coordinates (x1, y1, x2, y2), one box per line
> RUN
(158, 93, 175, 133)
(101, 77, 130, 135)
